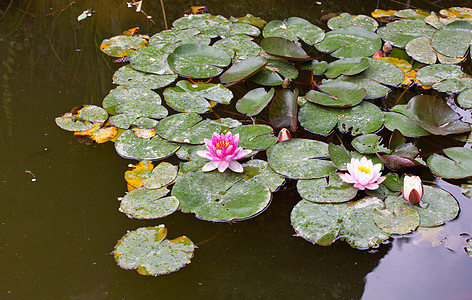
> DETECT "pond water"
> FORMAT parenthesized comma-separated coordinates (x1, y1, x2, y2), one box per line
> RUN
(1, 0, 472, 298)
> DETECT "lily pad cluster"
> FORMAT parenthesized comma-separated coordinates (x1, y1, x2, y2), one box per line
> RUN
(57, 7, 472, 275)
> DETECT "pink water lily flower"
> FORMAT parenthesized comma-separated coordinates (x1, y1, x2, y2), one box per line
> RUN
(197, 132, 252, 173)
(339, 157, 386, 190)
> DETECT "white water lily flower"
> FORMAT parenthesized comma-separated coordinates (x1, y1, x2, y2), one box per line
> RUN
(339, 157, 386, 190)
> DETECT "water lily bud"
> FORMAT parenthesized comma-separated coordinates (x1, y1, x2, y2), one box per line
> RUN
(402, 175, 423, 204)
(278, 128, 291, 142)
(382, 41, 393, 54)
(373, 50, 383, 58)
(282, 78, 291, 88)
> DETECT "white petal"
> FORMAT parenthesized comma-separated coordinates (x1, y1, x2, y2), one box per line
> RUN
(202, 161, 218, 172)
(217, 161, 229, 172)
(228, 160, 243, 173)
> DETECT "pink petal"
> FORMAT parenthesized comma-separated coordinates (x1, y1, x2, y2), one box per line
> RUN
(217, 160, 229, 172)
(228, 160, 243, 173)
(364, 182, 380, 190)
(196, 150, 215, 161)
(202, 161, 218, 172)
(339, 173, 356, 184)
(354, 183, 366, 190)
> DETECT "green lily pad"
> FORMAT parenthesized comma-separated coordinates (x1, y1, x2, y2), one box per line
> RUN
(376, 20, 436, 48)
(119, 187, 179, 219)
(55, 115, 94, 132)
(427, 147, 472, 179)
(383, 112, 431, 137)
(393, 95, 471, 135)
(213, 35, 261, 61)
(128, 45, 173, 74)
(172, 14, 231, 38)
(250, 59, 299, 86)
(133, 117, 158, 129)
(149, 28, 211, 51)
(163, 80, 233, 114)
(114, 225, 194, 276)
(373, 205, 420, 235)
(155, 113, 222, 144)
(269, 88, 298, 132)
(291, 197, 390, 248)
(176, 144, 208, 174)
(231, 124, 277, 150)
(328, 143, 351, 170)
(297, 174, 358, 203)
(385, 185, 459, 227)
(457, 88, 472, 109)
(260, 37, 311, 61)
(167, 44, 232, 78)
(220, 56, 267, 86)
(302, 60, 328, 75)
(227, 22, 261, 37)
(416, 64, 468, 89)
(431, 20, 472, 58)
(383, 172, 403, 192)
(315, 27, 381, 58)
(433, 78, 472, 94)
(115, 129, 180, 160)
(267, 138, 336, 179)
(113, 65, 177, 89)
(351, 134, 391, 154)
(467, 239, 472, 257)
(324, 57, 370, 79)
(55, 105, 108, 132)
(262, 17, 325, 45)
(100, 35, 148, 57)
(75, 105, 108, 123)
(102, 87, 162, 115)
(242, 159, 285, 192)
(235, 87, 274, 116)
(405, 37, 438, 64)
(305, 81, 366, 107)
(143, 162, 178, 189)
(327, 13, 378, 32)
(172, 170, 271, 222)
(298, 101, 384, 136)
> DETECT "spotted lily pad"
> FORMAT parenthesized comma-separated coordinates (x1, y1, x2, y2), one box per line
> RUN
(149, 28, 211, 52)
(385, 185, 459, 227)
(115, 129, 180, 160)
(373, 205, 420, 235)
(328, 143, 351, 170)
(119, 187, 179, 219)
(327, 13, 378, 31)
(415, 64, 469, 89)
(297, 173, 358, 203)
(260, 37, 311, 61)
(291, 197, 390, 248)
(155, 113, 222, 144)
(431, 20, 472, 58)
(242, 159, 285, 192)
(377, 20, 436, 48)
(100, 35, 148, 57)
(167, 44, 232, 78)
(383, 112, 430, 137)
(250, 59, 299, 86)
(262, 17, 324, 45)
(231, 124, 277, 150)
(405, 37, 463, 65)
(172, 170, 271, 222)
(324, 57, 370, 79)
(55, 105, 108, 132)
(74, 123, 118, 145)
(143, 162, 178, 189)
(125, 161, 154, 190)
(172, 14, 231, 38)
(235, 87, 274, 116)
(128, 46, 173, 74)
(220, 56, 267, 86)
(163, 80, 233, 114)
(267, 138, 336, 179)
(351, 134, 391, 154)
(315, 27, 381, 58)
(305, 81, 366, 107)
(467, 239, 472, 257)
(298, 101, 384, 136)
(213, 35, 262, 61)
(427, 147, 472, 179)
(113, 65, 177, 89)
(114, 225, 194, 276)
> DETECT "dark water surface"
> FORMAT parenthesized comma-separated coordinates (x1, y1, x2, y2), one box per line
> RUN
(1, 0, 472, 298)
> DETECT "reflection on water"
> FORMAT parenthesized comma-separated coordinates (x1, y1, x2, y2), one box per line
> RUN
(1, 0, 472, 298)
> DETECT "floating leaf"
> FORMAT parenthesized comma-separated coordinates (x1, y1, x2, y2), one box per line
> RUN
(415, 64, 468, 89)
(467, 239, 472, 257)
(102, 87, 162, 115)
(155, 113, 222, 144)
(291, 197, 390, 248)
(298, 101, 383, 136)
(119, 187, 179, 219)
(172, 170, 271, 222)
(143, 162, 178, 189)
(385, 186, 459, 227)
(235, 87, 274, 116)
(220, 56, 267, 86)
(262, 17, 324, 45)
(172, 14, 231, 38)
(267, 139, 336, 179)
(373, 205, 420, 235)
(125, 161, 154, 190)
(405, 37, 438, 64)
(74, 123, 118, 145)
(149, 28, 211, 52)
(427, 147, 472, 179)
(327, 13, 378, 32)
(242, 159, 285, 192)
(55, 105, 108, 132)
(305, 81, 366, 107)
(328, 143, 351, 170)
(115, 129, 180, 160)
(393, 95, 471, 135)
(231, 125, 277, 150)
(128, 46, 173, 74)
(457, 88, 472, 109)
(213, 35, 261, 61)
(100, 35, 148, 57)
(315, 27, 381, 58)
(113, 65, 177, 89)
(233, 14, 267, 28)
(376, 20, 436, 48)
(269, 88, 298, 132)
(324, 57, 370, 79)
(163, 80, 233, 114)
(351, 134, 390, 154)
(431, 20, 472, 58)
(260, 37, 311, 61)
(227, 23, 261, 37)
(302, 59, 328, 75)
(55, 114, 93, 132)
(114, 225, 194, 276)
(250, 59, 299, 86)
(297, 174, 358, 203)
(383, 112, 430, 137)
(167, 44, 232, 78)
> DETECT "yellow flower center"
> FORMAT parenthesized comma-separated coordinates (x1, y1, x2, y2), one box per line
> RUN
(215, 141, 230, 149)
(358, 166, 371, 174)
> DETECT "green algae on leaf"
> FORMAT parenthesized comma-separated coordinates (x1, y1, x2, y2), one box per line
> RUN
(114, 225, 194, 276)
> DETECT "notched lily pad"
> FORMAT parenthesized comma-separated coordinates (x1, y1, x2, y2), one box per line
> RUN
(262, 17, 324, 45)
(213, 35, 262, 61)
(431, 20, 472, 58)
(428, 147, 472, 179)
(324, 57, 370, 79)
(351, 134, 390, 154)
(260, 37, 311, 61)
(235, 87, 274, 116)
(119, 187, 179, 219)
(115, 129, 180, 160)
(100, 35, 148, 57)
(242, 159, 285, 192)
(297, 173, 358, 203)
(373, 205, 420, 235)
(305, 81, 366, 107)
(250, 59, 299, 86)
(315, 27, 381, 58)
(56, 105, 108, 132)
(143, 162, 178, 189)
(376, 20, 436, 48)
(114, 225, 194, 276)
(220, 56, 267, 86)
(113, 65, 177, 89)
(231, 124, 277, 150)
(327, 13, 378, 32)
